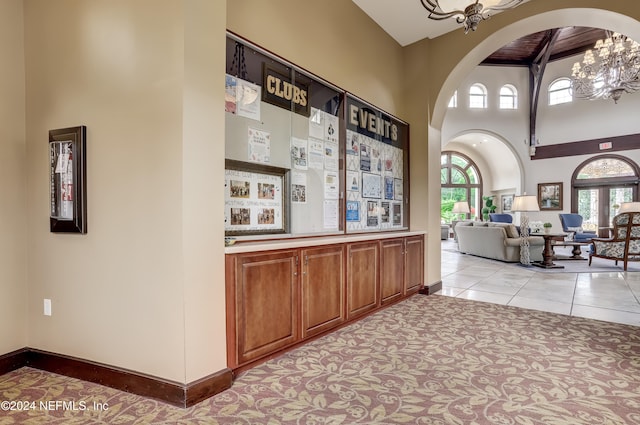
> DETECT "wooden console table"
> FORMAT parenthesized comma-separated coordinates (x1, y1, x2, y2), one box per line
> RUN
(533, 233, 567, 269)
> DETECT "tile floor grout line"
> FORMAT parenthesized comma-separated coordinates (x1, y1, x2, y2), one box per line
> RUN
(439, 239, 640, 326)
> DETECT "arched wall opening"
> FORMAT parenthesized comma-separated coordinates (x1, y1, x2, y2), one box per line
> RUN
(443, 129, 524, 199)
(426, 7, 640, 285)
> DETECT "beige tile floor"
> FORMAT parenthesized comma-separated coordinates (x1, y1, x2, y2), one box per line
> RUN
(438, 239, 640, 327)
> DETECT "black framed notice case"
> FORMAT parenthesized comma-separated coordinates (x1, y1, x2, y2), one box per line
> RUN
(224, 33, 409, 238)
(49, 126, 87, 233)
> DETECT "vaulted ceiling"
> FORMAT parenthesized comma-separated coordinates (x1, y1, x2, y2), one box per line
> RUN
(482, 27, 607, 67)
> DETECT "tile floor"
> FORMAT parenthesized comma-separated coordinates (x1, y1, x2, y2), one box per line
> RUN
(437, 239, 640, 327)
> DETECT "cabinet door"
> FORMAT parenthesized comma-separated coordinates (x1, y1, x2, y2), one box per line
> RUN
(380, 238, 405, 304)
(404, 235, 424, 294)
(234, 250, 299, 365)
(301, 245, 345, 338)
(346, 241, 379, 319)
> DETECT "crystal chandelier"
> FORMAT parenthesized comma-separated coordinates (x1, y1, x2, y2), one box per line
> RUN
(571, 32, 640, 103)
(419, 0, 524, 34)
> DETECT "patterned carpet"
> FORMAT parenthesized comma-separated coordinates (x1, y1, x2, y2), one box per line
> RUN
(2, 295, 640, 424)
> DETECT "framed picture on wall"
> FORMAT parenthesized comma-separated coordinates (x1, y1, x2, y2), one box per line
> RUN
(501, 194, 514, 213)
(49, 126, 87, 234)
(538, 182, 563, 210)
(225, 159, 289, 236)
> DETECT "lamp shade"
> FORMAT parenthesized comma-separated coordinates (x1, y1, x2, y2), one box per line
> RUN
(511, 195, 540, 212)
(618, 202, 640, 213)
(452, 201, 470, 214)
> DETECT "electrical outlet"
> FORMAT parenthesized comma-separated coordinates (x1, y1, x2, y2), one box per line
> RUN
(44, 299, 52, 316)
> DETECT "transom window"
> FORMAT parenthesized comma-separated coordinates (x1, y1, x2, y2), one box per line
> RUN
(576, 157, 636, 179)
(469, 83, 487, 109)
(499, 84, 517, 109)
(549, 78, 573, 105)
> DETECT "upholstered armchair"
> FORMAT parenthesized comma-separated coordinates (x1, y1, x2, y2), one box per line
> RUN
(489, 213, 513, 223)
(589, 212, 640, 271)
(558, 213, 597, 242)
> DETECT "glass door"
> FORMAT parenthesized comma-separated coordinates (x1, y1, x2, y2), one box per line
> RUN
(577, 186, 634, 236)
(577, 188, 599, 233)
(610, 187, 633, 223)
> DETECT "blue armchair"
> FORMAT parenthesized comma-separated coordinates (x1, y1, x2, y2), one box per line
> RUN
(559, 213, 596, 242)
(489, 213, 513, 223)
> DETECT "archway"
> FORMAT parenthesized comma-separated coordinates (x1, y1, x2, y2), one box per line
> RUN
(427, 7, 640, 285)
(443, 129, 524, 202)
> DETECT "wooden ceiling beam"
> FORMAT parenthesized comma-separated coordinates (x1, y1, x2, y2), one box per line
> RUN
(529, 29, 560, 153)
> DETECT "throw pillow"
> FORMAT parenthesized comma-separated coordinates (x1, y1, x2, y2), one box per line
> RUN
(568, 226, 583, 234)
(506, 224, 519, 238)
(487, 222, 519, 238)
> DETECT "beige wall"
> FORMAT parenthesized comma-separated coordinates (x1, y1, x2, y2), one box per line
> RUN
(6, 0, 640, 387)
(183, 0, 227, 383)
(226, 0, 433, 282)
(0, 0, 27, 355)
(227, 0, 405, 118)
(24, 0, 227, 383)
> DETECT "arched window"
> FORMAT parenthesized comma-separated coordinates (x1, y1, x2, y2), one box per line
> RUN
(571, 154, 640, 234)
(448, 90, 457, 108)
(441, 151, 483, 222)
(548, 78, 573, 105)
(469, 83, 487, 109)
(499, 84, 517, 109)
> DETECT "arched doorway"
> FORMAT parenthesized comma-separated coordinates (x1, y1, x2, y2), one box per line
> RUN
(424, 7, 640, 286)
(571, 154, 640, 236)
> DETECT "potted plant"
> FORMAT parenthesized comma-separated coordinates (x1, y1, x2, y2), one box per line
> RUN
(481, 196, 497, 221)
(543, 222, 552, 233)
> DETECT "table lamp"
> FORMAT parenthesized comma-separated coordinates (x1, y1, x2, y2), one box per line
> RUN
(512, 194, 539, 265)
(618, 202, 640, 213)
(452, 201, 470, 220)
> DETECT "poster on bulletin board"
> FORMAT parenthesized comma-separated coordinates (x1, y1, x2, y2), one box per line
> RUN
(224, 160, 289, 235)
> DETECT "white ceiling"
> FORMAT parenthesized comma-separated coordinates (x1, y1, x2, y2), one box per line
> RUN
(352, 0, 460, 45)
(351, 0, 531, 190)
(351, 0, 529, 46)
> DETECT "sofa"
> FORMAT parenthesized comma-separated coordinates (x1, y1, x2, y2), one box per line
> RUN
(455, 221, 545, 262)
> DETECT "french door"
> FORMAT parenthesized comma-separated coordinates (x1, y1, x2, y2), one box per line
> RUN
(576, 186, 634, 236)
(572, 155, 639, 237)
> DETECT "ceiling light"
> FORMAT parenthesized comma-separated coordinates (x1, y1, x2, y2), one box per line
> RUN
(419, 0, 524, 34)
(571, 31, 640, 103)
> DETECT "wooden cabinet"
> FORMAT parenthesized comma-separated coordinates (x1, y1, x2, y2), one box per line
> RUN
(226, 233, 424, 370)
(380, 236, 424, 304)
(404, 235, 424, 294)
(301, 245, 345, 338)
(228, 250, 299, 366)
(380, 238, 405, 304)
(346, 241, 380, 319)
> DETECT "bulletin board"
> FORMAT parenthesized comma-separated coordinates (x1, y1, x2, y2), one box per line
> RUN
(224, 33, 410, 238)
(344, 94, 409, 233)
(225, 34, 344, 237)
